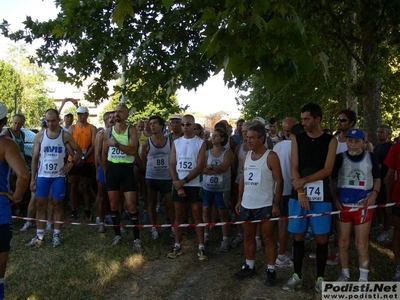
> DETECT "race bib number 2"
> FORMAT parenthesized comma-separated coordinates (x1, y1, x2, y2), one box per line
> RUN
(304, 180, 324, 202)
(244, 167, 261, 186)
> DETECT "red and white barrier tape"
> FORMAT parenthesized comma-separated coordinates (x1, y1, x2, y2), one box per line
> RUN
(12, 201, 400, 228)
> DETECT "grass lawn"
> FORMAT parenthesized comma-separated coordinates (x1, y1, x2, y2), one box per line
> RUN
(5, 209, 397, 300)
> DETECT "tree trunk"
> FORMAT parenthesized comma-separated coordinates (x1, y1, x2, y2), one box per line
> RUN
(361, 74, 381, 145)
(345, 13, 358, 115)
(360, 0, 381, 146)
(346, 52, 358, 115)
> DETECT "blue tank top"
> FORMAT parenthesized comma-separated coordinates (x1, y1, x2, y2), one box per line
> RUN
(0, 135, 11, 224)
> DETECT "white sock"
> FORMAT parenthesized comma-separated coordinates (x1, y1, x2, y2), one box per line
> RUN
(359, 268, 369, 281)
(278, 254, 286, 260)
(222, 236, 228, 241)
(198, 244, 205, 250)
(342, 268, 350, 278)
(245, 259, 255, 269)
(267, 264, 275, 271)
(174, 242, 181, 248)
(37, 229, 44, 240)
(54, 229, 61, 236)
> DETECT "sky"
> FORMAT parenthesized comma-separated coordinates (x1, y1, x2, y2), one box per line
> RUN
(0, 0, 242, 116)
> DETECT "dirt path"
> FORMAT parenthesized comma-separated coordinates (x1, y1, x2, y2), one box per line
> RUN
(108, 234, 318, 300)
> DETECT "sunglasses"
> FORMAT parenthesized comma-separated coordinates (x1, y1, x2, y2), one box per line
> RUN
(181, 122, 193, 127)
(337, 118, 349, 123)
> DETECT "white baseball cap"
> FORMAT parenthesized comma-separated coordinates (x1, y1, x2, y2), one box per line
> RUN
(0, 102, 8, 119)
(253, 117, 265, 125)
(169, 115, 182, 120)
(77, 106, 89, 114)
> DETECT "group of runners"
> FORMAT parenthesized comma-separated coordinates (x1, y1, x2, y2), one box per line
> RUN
(1, 99, 400, 299)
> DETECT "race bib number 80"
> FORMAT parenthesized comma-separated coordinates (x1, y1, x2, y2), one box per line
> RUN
(304, 180, 324, 201)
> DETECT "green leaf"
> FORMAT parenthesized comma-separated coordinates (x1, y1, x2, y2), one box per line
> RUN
(162, 0, 175, 11)
(113, 0, 135, 27)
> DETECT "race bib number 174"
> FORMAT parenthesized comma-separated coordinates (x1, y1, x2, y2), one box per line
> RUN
(304, 180, 324, 202)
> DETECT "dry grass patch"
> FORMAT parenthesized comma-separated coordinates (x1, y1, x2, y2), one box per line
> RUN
(4, 214, 398, 300)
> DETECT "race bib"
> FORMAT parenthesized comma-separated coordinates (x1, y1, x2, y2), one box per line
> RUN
(205, 174, 223, 188)
(304, 180, 324, 201)
(42, 158, 62, 175)
(109, 146, 127, 160)
(177, 156, 195, 174)
(149, 154, 168, 170)
(244, 167, 261, 186)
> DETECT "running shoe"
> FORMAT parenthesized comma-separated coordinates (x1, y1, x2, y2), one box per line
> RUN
(336, 274, 350, 282)
(25, 236, 44, 247)
(377, 230, 389, 242)
(219, 239, 230, 252)
(104, 215, 112, 224)
(309, 253, 317, 261)
(120, 226, 128, 234)
(20, 222, 33, 232)
(231, 235, 243, 248)
(275, 254, 294, 267)
(265, 269, 277, 286)
(197, 247, 208, 261)
(151, 227, 159, 240)
(234, 264, 255, 280)
(46, 222, 52, 231)
(305, 227, 315, 242)
(167, 245, 182, 259)
(111, 235, 122, 246)
(97, 224, 105, 233)
(133, 239, 144, 254)
(52, 234, 62, 247)
(315, 277, 324, 293)
(326, 253, 340, 266)
(282, 273, 303, 291)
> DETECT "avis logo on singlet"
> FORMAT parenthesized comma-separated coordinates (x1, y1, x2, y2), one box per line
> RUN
(44, 146, 63, 153)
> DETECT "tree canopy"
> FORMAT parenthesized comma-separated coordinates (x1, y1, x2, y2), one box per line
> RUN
(0, 44, 55, 128)
(2, 0, 400, 142)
